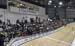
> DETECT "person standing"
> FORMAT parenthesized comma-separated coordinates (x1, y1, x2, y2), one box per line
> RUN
(0, 34, 4, 46)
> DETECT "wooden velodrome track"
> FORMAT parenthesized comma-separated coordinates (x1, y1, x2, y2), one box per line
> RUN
(20, 23, 75, 46)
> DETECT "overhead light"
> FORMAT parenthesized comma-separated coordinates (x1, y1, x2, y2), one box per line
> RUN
(49, 0, 52, 3)
(54, 5, 56, 8)
(59, 2, 63, 5)
(20, 3, 23, 6)
(48, 0, 52, 5)
(48, 3, 51, 5)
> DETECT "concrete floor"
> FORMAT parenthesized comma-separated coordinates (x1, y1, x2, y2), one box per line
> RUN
(20, 23, 75, 46)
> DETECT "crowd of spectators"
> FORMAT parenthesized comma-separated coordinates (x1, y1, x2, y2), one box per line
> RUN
(0, 17, 66, 46)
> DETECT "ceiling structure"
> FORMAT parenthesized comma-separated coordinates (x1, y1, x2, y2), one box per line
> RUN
(20, 0, 75, 9)
(21, 0, 48, 7)
(0, 0, 74, 9)
(0, 0, 75, 8)
(20, 0, 73, 7)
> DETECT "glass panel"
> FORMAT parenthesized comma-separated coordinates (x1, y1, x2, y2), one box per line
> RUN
(0, 0, 7, 9)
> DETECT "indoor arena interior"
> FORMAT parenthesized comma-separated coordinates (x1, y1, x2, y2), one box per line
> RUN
(0, 0, 75, 46)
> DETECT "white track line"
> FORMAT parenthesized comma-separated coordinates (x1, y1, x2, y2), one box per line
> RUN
(46, 36, 71, 45)
(71, 38, 75, 46)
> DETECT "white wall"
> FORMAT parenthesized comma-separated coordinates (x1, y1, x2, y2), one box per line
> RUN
(0, 8, 47, 24)
(0, 9, 35, 24)
(0, 0, 48, 24)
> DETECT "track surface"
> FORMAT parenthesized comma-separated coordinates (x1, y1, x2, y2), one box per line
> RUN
(21, 23, 75, 46)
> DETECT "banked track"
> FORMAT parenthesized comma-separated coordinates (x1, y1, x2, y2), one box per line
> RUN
(7, 23, 75, 46)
